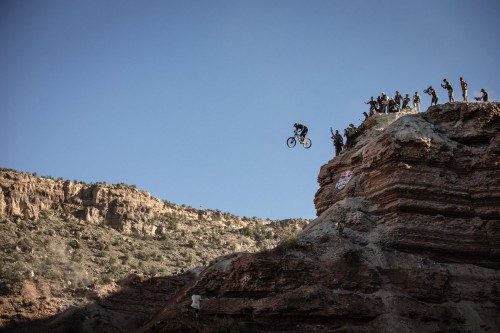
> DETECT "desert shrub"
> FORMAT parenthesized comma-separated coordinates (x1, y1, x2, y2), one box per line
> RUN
(135, 251, 151, 260)
(165, 215, 179, 230)
(240, 225, 273, 242)
(212, 316, 240, 333)
(120, 254, 130, 264)
(319, 234, 331, 243)
(17, 238, 34, 252)
(343, 248, 362, 264)
(275, 224, 298, 241)
(275, 234, 298, 254)
(186, 238, 196, 248)
(155, 233, 168, 241)
(71, 251, 83, 262)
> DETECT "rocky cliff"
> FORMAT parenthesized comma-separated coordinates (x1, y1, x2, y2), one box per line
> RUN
(0, 171, 273, 236)
(0, 171, 307, 329)
(3, 102, 500, 333)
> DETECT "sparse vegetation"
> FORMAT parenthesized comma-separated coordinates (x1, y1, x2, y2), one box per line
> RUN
(343, 248, 362, 264)
(275, 234, 299, 254)
(212, 316, 240, 333)
(319, 234, 331, 243)
(0, 169, 310, 297)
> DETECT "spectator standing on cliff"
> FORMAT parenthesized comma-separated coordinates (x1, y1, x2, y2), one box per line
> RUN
(343, 128, 350, 151)
(402, 94, 410, 109)
(187, 292, 203, 319)
(441, 79, 455, 102)
(346, 124, 358, 149)
(388, 98, 398, 113)
(424, 86, 439, 106)
(380, 92, 388, 113)
(413, 92, 421, 112)
(475, 88, 489, 102)
(364, 97, 378, 115)
(332, 129, 343, 156)
(394, 91, 403, 109)
(460, 77, 468, 102)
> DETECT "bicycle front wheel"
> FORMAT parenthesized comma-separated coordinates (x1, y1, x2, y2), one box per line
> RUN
(303, 138, 312, 149)
(287, 137, 296, 148)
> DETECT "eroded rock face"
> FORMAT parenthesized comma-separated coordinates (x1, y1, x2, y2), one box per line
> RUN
(4, 103, 500, 333)
(0, 172, 169, 234)
(315, 102, 500, 268)
(0, 172, 306, 236)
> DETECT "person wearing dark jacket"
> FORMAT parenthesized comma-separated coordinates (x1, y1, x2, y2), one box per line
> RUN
(424, 86, 439, 106)
(332, 130, 343, 156)
(402, 94, 410, 109)
(394, 91, 403, 109)
(293, 123, 308, 142)
(364, 97, 378, 114)
(475, 89, 489, 102)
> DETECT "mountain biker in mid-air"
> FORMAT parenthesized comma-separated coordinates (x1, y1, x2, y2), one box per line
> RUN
(293, 123, 308, 142)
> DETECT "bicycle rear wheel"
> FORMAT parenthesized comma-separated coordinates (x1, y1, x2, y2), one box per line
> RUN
(303, 138, 312, 149)
(287, 137, 296, 148)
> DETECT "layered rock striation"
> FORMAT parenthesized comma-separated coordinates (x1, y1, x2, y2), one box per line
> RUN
(0, 172, 305, 236)
(315, 102, 500, 268)
(0, 172, 175, 234)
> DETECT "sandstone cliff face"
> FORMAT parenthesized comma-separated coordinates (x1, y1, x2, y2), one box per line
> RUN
(0, 173, 190, 235)
(315, 102, 500, 268)
(3, 102, 500, 333)
(0, 172, 304, 236)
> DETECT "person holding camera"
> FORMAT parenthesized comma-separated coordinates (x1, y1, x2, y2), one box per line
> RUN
(475, 89, 488, 102)
(441, 79, 454, 102)
(424, 86, 439, 106)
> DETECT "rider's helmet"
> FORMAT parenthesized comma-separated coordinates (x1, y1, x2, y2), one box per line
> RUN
(294, 123, 298, 127)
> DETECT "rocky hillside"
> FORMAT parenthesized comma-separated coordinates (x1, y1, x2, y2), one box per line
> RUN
(2, 102, 500, 333)
(0, 171, 308, 328)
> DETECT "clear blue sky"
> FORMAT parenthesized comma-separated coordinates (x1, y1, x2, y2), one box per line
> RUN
(1, 0, 499, 219)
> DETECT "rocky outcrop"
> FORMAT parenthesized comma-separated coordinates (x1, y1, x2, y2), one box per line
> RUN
(0, 172, 306, 236)
(315, 102, 500, 268)
(3, 102, 500, 333)
(0, 172, 170, 234)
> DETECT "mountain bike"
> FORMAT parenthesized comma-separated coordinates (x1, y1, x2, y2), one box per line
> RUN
(287, 130, 312, 149)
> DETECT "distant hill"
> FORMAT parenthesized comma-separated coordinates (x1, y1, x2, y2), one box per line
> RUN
(0, 170, 308, 327)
